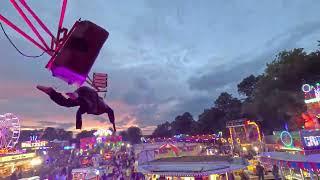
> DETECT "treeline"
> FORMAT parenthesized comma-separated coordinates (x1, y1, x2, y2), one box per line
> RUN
(20, 126, 143, 145)
(152, 45, 320, 137)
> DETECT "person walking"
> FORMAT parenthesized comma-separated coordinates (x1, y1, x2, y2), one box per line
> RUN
(239, 169, 249, 180)
(256, 162, 265, 180)
(272, 164, 280, 180)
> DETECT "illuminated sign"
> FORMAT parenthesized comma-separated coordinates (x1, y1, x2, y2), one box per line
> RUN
(0, 153, 36, 163)
(302, 83, 320, 104)
(21, 141, 48, 148)
(94, 129, 113, 137)
(304, 136, 320, 147)
(301, 130, 320, 150)
(64, 145, 75, 150)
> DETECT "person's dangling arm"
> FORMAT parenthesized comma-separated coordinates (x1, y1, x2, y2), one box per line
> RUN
(106, 105, 116, 131)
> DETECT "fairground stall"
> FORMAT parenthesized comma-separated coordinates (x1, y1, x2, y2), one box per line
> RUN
(140, 132, 230, 157)
(259, 152, 320, 179)
(138, 155, 248, 180)
(72, 167, 102, 180)
(258, 82, 320, 179)
(226, 119, 262, 155)
(0, 113, 42, 177)
(78, 129, 132, 167)
(80, 129, 123, 151)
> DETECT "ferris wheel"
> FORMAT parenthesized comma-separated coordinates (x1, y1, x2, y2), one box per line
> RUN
(0, 113, 20, 149)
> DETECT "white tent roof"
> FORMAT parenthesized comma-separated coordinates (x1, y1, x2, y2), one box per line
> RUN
(138, 156, 247, 176)
(259, 152, 320, 163)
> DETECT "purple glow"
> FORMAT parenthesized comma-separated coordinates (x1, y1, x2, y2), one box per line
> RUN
(50, 66, 86, 86)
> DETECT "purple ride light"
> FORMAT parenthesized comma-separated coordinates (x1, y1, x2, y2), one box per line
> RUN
(51, 66, 86, 86)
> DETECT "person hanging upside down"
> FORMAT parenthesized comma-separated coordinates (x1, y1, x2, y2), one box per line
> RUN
(36, 85, 116, 131)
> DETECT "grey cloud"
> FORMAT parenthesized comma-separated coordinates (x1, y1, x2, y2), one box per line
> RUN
(2, 0, 320, 134)
(56, 122, 74, 129)
(21, 125, 42, 129)
(188, 21, 320, 93)
(38, 121, 74, 130)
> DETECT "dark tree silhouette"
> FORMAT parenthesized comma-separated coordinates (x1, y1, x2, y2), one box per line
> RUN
(126, 126, 142, 144)
(171, 112, 196, 135)
(152, 121, 172, 138)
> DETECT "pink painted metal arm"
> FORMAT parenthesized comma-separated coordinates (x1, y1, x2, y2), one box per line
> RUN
(10, 0, 50, 51)
(0, 0, 68, 55)
(0, 14, 48, 53)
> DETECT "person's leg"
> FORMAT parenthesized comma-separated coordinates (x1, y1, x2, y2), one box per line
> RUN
(105, 105, 116, 131)
(93, 101, 116, 131)
(37, 86, 79, 107)
(76, 105, 87, 129)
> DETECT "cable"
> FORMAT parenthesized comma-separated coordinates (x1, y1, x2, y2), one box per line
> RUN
(0, 22, 45, 58)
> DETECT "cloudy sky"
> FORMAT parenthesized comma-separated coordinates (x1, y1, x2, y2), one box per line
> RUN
(0, 0, 320, 134)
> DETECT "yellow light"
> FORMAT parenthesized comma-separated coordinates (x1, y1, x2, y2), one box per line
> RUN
(229, 128, 234, 144)
(127, 144, 131, 148)
(242, 147, 247, 151)
(247, 121, 262, 142)
(0, 153, 36, 163)
(30, 158, 42, 166)
(253, 146, 259, 152)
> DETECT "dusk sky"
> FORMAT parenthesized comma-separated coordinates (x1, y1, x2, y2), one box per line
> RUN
(1, 0, 320, 134)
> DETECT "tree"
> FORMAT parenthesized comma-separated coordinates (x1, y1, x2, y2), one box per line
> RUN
(126, 126, 142, 144)
(56, 128, 73, 141)
(171, 112, 196, 135)
(152, 121, 172, 138)
(243, 48, 320, 132)
(237, 75, 260, 99)
(214, 92, 242, 120)
(198, 107, 226, 134)
(75, 130, 95, 140)
(119, 131, 129, 141)
(41, 127, 58, 141)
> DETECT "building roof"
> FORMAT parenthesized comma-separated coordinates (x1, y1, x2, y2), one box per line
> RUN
(138, 155, 247, 177)
(149, 155, 232, 163)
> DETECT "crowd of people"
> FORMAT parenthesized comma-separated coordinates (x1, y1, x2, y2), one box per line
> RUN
(99, 149, 139, 179)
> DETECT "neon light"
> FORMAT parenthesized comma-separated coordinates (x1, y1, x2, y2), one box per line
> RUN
(302, 84, 312, 93)
(94, 129, 113, 137)
(248, 121, 262, 142)
(280, 131, 293, 147)
(64, 146, 75, 150)
(21, 141, 48, 148)
(279, 146, 302, 151)
(305, 98, 320, 104)
(0, 153, 36, 163)
(229, 128, 234, 145)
